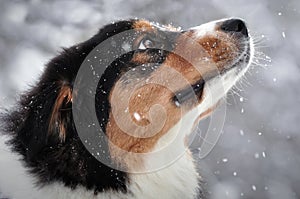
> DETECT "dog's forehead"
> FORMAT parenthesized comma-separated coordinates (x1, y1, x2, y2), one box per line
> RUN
(101, 19, 181, 50)
(132, 19, 154, 30)
(134, 19, 181, 32)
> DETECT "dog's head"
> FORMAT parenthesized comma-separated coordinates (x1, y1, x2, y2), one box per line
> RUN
(83, 18, 253, 155)
(7, 18, 253, 189)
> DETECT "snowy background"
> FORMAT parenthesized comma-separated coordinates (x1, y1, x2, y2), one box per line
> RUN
(0, 0, 299, 199)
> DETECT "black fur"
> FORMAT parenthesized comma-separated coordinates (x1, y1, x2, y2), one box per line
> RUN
(2, 20, 140, 194)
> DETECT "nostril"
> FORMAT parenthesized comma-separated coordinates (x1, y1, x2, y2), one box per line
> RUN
(220, 19, 248, 37)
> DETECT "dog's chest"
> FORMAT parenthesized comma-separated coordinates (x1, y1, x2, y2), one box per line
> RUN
(128, 153, 200, 199)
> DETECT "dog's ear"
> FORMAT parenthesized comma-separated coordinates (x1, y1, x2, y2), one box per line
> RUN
(9, 79, 74, 159)
(9, 48, 79, 159)
(48, 83, 72, 142)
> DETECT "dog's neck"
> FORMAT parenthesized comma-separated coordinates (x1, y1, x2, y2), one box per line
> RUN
(123, 115, 201, 199)
(129, 151, 200, 199)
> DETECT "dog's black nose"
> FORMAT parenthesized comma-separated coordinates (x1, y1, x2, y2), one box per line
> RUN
(220, 19, 248, 37)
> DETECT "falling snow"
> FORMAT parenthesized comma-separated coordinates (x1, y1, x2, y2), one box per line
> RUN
(222, 158, 228, 163)
(282, 32, 286, 38)
(133, 112, 142, 121)
(0, 1, 299, 199)
(254, 153, 260, 159)
(240, 129, 245, 136)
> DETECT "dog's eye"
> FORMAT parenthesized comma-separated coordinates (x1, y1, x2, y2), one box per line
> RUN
(138, 39, 154, 49)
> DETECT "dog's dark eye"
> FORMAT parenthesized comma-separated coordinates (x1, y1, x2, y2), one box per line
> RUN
(138, 38, 154, 49)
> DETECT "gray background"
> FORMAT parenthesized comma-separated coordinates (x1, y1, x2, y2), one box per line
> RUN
(0, 0, 299, 199)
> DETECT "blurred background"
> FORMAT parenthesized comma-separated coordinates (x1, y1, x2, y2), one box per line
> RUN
(0, 0, 299, 198)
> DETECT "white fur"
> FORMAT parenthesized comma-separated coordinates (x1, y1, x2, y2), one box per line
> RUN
(129, 153, 199, 199)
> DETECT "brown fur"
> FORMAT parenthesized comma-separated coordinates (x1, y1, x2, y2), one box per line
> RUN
(133, 20, 154, 31)
(49, 84, 72, 141)
(131, 52, 152, 64)
(197, 35, 238, 71)
(107, 83, 183, 170)
(171, 32, 238, 78)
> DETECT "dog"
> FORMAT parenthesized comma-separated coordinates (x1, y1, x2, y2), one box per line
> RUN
(0, 18, 253, 199)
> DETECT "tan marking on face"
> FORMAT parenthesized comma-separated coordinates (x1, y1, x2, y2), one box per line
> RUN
(107, 84, 182, 150)
(163, 52, 203, 85)
(131, 52, 152, 64)
(169, 31, 240, 79)
(107, 83, 185, 169)
(197, 35, 238, 71)
(106, 50, 206, 168)
(49, 84, 72, 141)
(133, 20, 154, 31)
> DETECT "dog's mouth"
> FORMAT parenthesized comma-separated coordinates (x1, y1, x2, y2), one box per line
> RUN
(172, 79, 205, 107)
(172, 37, 252, 107)
(225, 41, 251, 72)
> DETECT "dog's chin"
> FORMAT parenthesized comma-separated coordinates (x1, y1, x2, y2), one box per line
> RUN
(235, 40, 253, 74)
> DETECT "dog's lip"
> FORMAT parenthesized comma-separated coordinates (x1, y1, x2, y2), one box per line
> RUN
(222, 41, 251, 74)
(172, 71, 219, 107)
(172, 79, 205, 107)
